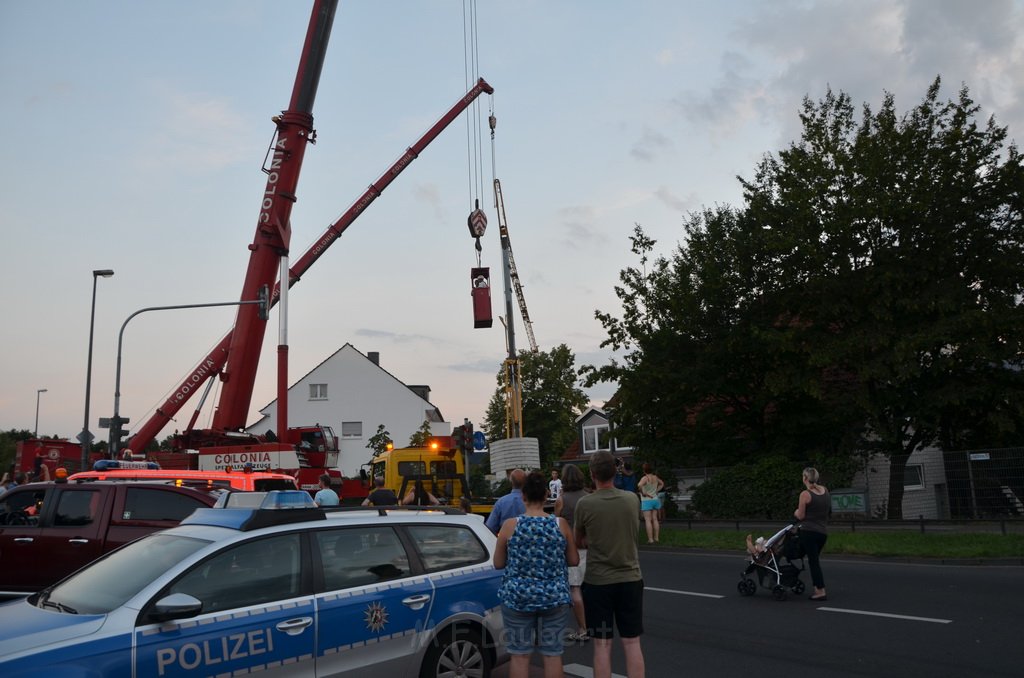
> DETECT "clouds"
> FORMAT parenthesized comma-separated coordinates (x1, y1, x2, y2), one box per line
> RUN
(137, 85, 254, 173)
(709, 0, 1024, 148)
(654, 186, 697, 214)
(630, 125, 674, 162)
(671, 53, 770, 140)
(354, 328, 443, 346)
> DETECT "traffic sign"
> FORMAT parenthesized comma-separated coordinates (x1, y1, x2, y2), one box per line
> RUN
(76, 430, 95, 444)
(473, 430, 486, 450)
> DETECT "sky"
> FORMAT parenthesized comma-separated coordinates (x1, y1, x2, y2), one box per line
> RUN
(2, 0, 1023, 446)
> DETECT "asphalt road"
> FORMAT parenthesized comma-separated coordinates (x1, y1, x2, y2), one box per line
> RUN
(497, 546, 1023, 677)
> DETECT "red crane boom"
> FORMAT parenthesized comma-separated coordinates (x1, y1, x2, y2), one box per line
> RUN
(126, 77, 494, 454)
(213, 0, 336, 430)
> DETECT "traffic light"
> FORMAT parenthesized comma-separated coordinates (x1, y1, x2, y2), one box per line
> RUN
(257, 284, 270, 321)
(452, 426, 465, 452)
(460, 422, 474, 455)
(105, 415, 130, 458)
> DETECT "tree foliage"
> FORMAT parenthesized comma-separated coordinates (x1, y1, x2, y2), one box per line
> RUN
(367, 424, 392, 455)
(586, 78, 1024, 517)
(483, 344, 590, 466)
(408, 420, 433, 447)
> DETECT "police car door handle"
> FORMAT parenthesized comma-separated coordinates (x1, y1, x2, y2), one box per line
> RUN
(402, 594, 431, 609)
(276, 617, 313, 635)
(67, 539, 89, 545)
(13, 538, 33, 543)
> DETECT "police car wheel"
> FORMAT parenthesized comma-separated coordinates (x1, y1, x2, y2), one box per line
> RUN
(420, 625, 491, 678)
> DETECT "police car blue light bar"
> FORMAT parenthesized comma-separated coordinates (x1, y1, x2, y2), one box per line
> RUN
(186, 491, 324, 531)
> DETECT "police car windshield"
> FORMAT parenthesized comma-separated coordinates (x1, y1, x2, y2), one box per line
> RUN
(41, 533, 211, 615)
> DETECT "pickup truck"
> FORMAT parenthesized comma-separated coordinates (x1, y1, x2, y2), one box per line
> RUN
(0, 480, 220, 599)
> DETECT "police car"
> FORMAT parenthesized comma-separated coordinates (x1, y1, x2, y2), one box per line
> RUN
(0, 491, 506, 677)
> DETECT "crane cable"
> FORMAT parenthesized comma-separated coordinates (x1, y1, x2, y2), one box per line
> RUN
(463, 0, 486, 267)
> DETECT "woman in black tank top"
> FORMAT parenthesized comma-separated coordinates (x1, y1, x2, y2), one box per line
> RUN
(794, 467, 829, 601)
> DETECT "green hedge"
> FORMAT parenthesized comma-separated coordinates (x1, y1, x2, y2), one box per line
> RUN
(690, 457, 804, 520)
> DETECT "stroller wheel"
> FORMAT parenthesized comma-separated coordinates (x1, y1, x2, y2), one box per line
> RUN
(772, 585, 787, 601)
(737, 578, 756, 596)
(793, 580, 806, 595)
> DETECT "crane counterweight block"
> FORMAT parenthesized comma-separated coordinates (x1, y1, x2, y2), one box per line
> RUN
(471, 267, 492, 329)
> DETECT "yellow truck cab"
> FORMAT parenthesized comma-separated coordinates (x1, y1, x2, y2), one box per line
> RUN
(365, 438, 478, 510)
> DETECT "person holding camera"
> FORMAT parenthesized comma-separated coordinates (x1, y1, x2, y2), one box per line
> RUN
(613, 458, 637, 494)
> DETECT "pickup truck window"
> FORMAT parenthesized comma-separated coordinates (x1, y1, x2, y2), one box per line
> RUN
(0, 487, 48, 525)
(122, 487, 208, 522)
(53, 489, 101, 527)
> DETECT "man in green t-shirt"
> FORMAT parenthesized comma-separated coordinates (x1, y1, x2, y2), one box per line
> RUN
(574, 450, 645, 678)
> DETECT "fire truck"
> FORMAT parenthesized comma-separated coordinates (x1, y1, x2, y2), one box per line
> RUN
(13, 439, 96, 477)
(109, 0, 494, 495)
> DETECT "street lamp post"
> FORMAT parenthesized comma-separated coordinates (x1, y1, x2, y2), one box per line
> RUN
(34, 388, 48, 437)
(108, 287, 269, 458)
(81, 269, 114, 471)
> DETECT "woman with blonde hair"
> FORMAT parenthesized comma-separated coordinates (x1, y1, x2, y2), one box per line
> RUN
(794, 467, 830, 601)
(637, 463, 664, 544)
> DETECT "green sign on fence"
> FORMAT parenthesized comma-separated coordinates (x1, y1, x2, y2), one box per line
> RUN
(831, 489, 867, 514)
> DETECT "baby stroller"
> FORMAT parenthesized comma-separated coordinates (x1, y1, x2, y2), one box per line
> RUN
(737, 524, 805, 601)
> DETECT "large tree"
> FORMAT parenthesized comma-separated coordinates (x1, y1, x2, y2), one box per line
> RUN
(483, 344, 589, 466)
(586, 79, 1024, 517)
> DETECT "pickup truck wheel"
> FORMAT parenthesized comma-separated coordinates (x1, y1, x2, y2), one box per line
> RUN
(420, 625, 491, 678)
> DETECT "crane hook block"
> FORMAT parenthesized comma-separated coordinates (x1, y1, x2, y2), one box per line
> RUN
(471, 267, 493, 329)
(468, 207, 488, 238)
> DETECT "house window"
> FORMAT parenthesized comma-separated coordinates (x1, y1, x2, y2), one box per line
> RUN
(341, 421, 363, 439)
(583, 424, 610, 453)
(309, 384, 328, 400)
(903, 464, 924, 490)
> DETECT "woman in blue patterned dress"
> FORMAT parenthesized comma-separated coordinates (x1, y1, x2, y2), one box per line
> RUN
(494, 470, 580, 678)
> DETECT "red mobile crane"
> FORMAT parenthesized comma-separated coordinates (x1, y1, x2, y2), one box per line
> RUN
(119, 0, 494, 491)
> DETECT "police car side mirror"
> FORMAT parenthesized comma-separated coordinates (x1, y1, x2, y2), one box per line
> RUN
(149, 593, 203, 622)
